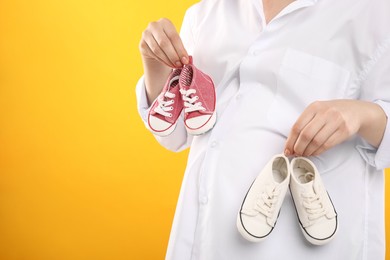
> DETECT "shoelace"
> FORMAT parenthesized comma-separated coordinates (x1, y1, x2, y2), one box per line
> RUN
(153, 75, 180, 118)
(302, 193, 327, 221)
(153, 91, 176, 118)
(256, 186, 281, 218)
(300, 172, 327, 221)
(243, 185, 280, 219)
(179, 88, 206, 113)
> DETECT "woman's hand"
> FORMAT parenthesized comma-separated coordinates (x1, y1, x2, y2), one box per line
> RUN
(139, 18, 189, 68)
(139, 18, 190, 105)
(284, 100, 387, 157)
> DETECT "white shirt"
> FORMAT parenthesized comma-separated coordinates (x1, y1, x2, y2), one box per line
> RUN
(136, 0, 390, 259)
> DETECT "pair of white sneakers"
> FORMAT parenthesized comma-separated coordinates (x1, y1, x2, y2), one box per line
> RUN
(237, 155, 338, 245)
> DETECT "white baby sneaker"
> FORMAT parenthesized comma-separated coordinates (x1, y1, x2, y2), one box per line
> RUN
(289, 157, 338, 245)
(237, 154, 290, 242)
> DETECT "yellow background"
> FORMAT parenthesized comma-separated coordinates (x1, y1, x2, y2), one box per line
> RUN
(0, 0, 388, 259)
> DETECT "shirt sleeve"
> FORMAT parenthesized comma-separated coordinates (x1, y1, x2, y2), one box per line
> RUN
(356, 39, 390, 170)
(134, 5, 198, 152)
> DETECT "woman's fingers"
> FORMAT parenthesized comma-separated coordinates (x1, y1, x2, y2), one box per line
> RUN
(291, 114, 327, 156)
(142, 30, 174, 67)
(139, 18, 189, 68)
(150, 20, 181, 66)
(284, 102, 317, 156)
(302, 119, 341, 156)
(311, 129, 345, 156)
(161, 19, 189, 65)
(285, 100, 361, 157)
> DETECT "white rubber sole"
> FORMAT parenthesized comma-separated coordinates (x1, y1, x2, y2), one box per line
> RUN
(300, 225, 337, 246)
(147, 120, 178, 137)
(236, 213, 269, 243)
(185, 111, 217, 136)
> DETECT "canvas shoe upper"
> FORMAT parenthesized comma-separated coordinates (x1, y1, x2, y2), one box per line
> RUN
(237, 154, 290, 242)
(147, 69, 183, 136)
(289, 157, 338, 245)
(179, 57, 216, 135)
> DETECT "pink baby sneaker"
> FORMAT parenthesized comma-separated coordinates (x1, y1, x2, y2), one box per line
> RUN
(179, 57, 216, 135)
(147, 69, 183, 136)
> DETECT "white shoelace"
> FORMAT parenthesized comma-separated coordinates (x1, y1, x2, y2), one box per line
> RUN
(302, 192, 327, 221)
(153, 76, 180, 118)
(243, 185, 281, 219)
(300, 172, 327, 221)
(180, 88, 206, 113)
(256, 186, 281, 218)
(153, 91, 176, 117)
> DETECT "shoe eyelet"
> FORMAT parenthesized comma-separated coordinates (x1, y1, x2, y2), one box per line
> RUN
(168, 113, 173, 117)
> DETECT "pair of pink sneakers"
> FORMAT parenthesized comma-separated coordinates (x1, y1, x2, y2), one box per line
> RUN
(147, 57, 216, 136)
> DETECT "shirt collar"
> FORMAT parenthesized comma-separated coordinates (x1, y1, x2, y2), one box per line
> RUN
(252, 0, 319, 28)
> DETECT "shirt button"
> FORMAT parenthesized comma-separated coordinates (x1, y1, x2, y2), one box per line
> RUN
(236, 94, 242, 100)
(210, 141, 218, 148)
(200, 196, 208, 205)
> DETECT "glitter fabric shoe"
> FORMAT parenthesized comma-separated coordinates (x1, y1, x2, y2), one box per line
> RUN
(179, 57, 216, 135)
(289, 157, 338, 245)
(147, 69, 183, 136)
(237, 154, 290, 242)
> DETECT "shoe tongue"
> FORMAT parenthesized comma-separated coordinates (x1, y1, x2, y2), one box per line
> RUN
(299, 172, 317, 193)
(302, 180, 315, 193)
(298, 171, 314, 182)
(180, 66, 193, 89)
(169, 76, 180, 88)
(163, 76, 179, 101)
(305, 172, 314, 181)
